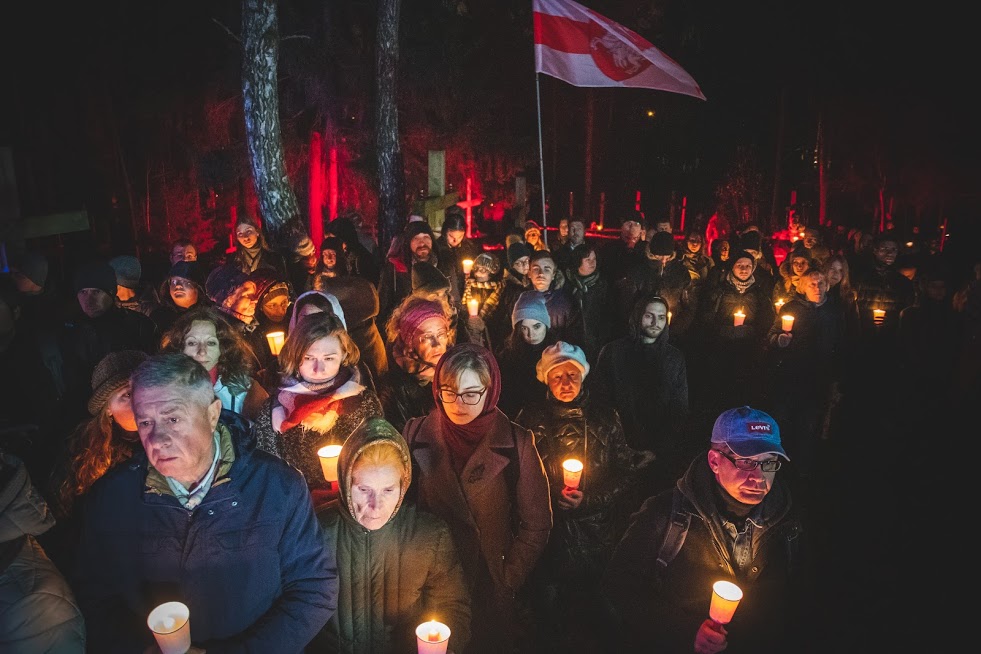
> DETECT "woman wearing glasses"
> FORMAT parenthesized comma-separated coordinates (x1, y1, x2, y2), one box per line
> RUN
(402, 342, 552, 654)
(378, 295, 455, 432)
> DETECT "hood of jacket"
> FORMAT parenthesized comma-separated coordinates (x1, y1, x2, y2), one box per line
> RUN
(0, 453, 55, 541)
(336, 417, 412, 530)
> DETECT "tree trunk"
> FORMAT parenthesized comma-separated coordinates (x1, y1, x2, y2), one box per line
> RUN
(242, 0, 302, 246)
(375, 0, 405, 254)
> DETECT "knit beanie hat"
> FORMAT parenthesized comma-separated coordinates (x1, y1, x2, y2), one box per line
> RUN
(404, 220, 435, 243)
(397, 298, 446, 346)
(262, 281, 290, 303)
(290, 233, 316, 258)
(168, 260, 207, 290)
(738, 230, 763, 253)
(88, 350, 150, 415)
(511, 291, 551, 328)
(649, 230, 676, 256)
(536, 340, 590, 383)
(507, 242, 532, 267)
(730, 250, 757, 269)
(109, 255, 142, 289)
(411, 262, 450, 295)
(473, 253, 500, 276)
(73, 260, 118, 297)
(14, 251, 48, 288)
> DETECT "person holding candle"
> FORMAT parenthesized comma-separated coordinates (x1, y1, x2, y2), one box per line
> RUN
(851, 230, 915, 347)
(691, 250, 775, 416)
(460, 253, 503, 348)
(764, 268, 846, 485)
(71, 352, 338, 653)
(253, 312, 383, 504)
(436, 210, 481, 301)
(515, 341, 653, 652)
(378, 296, 456, 432)
(309, 417, 471, 654)
(602, 406, 808, 654)
(159, 306, 269, 421)
(773, 249, 814, 305)
(402, 343, 552, 654)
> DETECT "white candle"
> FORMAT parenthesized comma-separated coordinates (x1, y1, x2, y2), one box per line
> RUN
(462, 259, 474, 275)
(709, 580, 743, 624)
(467, 298, 480, 317)
(416, 620, 451, 654)
(562, 458, 583, 489)
(733, 310, 746, 327)
(872, 308, 885, 325)
(147, 601, 191, 654)
(667, 311, 672, 324)
(266, 331, 286, 356)
(318, 445, 342, 482)
(781, 314, 795, 332)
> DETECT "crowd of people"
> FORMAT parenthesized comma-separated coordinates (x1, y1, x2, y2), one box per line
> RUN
(0, 204, 977, 653)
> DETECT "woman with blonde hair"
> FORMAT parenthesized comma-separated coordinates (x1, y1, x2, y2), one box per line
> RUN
(253, 312, 382, 501)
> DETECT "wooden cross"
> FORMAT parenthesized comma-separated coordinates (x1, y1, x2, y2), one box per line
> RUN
(412, 150, 459, 233)
(456, 176, 483, 238)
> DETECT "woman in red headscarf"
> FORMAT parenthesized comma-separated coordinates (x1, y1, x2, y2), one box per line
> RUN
(401, 342, 552, 654)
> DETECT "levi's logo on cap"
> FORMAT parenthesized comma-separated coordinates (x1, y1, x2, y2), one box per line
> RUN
(747, 422, 772, 434)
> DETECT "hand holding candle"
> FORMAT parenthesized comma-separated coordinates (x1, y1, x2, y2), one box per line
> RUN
(733, 309, 746, 327)
(266, 331, 285, 356)
(148, 601, 191, 654)
(467, 298, 479, 317)
(462, 259, 474, 276)
(416, 620, 451, 654)
(318, 445, 342, 483)
(561, 458, 583, 489)
(709, 580, 743, 625)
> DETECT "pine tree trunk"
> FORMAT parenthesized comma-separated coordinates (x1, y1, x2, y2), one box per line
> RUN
(375, 0, 405, 254)
(242, 0, 302, 246)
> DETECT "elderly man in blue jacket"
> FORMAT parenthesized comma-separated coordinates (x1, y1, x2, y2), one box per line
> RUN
(72, 352, 337, 653)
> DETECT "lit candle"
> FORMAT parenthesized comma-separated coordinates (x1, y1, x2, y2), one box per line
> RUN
(266, 331, 286, 356)
(467, 298, 480, 317)
(781, 314, 795, 332)
(318, 445, 342, 483)
(709, 580, 743, 625)
(667, 311, 672, 324)
(462, 259, 474, 275)
(774, 298, 785, 311)
(416, 620, 450, 654)
(872, 308, 886, 325)
(561, 458, 583, 489)
(147, 602, 191, 654)
(733, 309, 746, 327)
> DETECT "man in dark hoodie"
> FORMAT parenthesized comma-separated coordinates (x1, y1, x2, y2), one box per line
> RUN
(378, 220, 446, 328)
(326, 213, 380, 285)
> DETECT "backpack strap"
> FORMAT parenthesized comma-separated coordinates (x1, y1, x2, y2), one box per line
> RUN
(655, 488, 690, 578)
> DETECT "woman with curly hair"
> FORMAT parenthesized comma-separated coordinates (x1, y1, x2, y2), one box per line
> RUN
(253, 312, 383, 502)
(159, 305, 269, 419)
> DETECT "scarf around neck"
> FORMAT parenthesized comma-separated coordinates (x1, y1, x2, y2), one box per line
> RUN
(431, 343, 504, 473)
(276, 367, 354, 432)
(727, 270, 756, 294)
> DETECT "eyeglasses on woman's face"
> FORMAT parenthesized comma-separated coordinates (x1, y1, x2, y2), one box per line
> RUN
(438, 387, 488, 405)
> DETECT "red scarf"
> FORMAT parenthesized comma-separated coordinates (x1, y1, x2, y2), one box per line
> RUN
(276, 367, 354, 432)
(431, 343, 503, 473)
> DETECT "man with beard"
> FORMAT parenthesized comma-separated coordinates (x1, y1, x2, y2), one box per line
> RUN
(593, 292, 690, 497)
(378, 221, 454, 328)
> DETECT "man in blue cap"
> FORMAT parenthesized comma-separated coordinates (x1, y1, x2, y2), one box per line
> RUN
(602, 406, 810, 654)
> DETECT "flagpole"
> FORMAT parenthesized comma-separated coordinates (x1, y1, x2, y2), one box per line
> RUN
(534, 72, 548, 247)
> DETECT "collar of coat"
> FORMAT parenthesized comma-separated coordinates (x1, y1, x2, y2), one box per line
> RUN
(145, 422, 237, 497)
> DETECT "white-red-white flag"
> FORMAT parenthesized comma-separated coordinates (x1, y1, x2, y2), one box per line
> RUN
(533, 0, 706, 100)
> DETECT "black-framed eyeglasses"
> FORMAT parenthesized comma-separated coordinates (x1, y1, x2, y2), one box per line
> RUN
(438, 387, 488, 405)
(716, 450, 781, 472)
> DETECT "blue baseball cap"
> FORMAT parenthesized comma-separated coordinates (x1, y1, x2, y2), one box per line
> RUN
(711, 406, 789, 460)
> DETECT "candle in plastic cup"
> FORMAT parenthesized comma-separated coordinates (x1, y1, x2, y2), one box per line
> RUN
(416, 620, 450, 654)
(781, 314, 795, 332)
(774, 298, 785, 311)
(562, 458, 583, 489)
(318, 445, 342, 482)
(872, 308, 885, 325)
(147, 601, 191, 654)
(467, 299, 480, 317)
(462, 259, 474, 275)
(733, 310, 746, 327)
(709, 581, 743, 624)
(266, 331, 286, 356)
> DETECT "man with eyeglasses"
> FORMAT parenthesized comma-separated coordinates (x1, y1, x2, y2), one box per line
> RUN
(603, 406, 808, 654)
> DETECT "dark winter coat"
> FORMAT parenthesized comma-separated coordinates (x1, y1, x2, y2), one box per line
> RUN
(568, 269, 614, 365)
(486, 269, 528, 354)
(617, 255, 695, 339)
(495, 331, 557, 420)
(72, 410, 338, 654)
(377, 364, 436, 434)
(311, 417, 471, 654)
(602, 455, 809, 654)
(852, 262, 916, 342)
